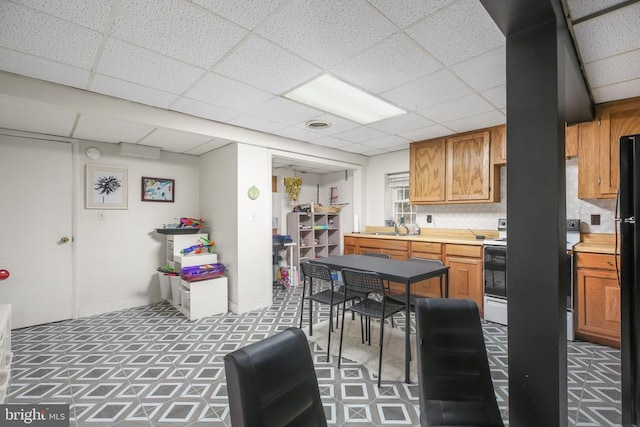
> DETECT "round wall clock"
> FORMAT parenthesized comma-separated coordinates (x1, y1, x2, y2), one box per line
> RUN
(247, 186, 260, 200)
(86, 147, 101, 160)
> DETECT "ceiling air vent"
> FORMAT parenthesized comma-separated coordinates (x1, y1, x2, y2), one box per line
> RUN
(305, 120, 331, 130)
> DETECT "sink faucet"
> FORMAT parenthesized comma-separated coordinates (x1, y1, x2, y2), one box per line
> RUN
(395, 219, 409, 235)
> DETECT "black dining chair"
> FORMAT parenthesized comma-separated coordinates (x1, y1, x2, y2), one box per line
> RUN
(224, 327, 327, 427)
(363, 252, 392, 294)
(299, 261, 359, 359)
(415, 298, 504, 427)
(338, 268, 404, 387)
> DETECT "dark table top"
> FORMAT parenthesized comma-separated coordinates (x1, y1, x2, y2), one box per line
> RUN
(309, 255, 449, 283)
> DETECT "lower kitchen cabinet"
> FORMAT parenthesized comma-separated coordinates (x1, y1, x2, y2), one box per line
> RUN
(575, 253, 620, 347)
(409, 241, 444, 298)
(444, 244, 484, 312)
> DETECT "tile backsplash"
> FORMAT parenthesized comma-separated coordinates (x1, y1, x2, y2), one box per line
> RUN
(415, 160, 616, 233)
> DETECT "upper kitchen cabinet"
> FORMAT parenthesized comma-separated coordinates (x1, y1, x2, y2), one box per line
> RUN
(409, 138, 446, 203)
(410, 127, 500, 205)
(578, 97, 640, 199)
(446, 131, 491, 202)
(490, 125, 506, 165)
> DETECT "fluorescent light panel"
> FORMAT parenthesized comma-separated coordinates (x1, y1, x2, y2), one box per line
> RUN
(284, 74, 406, 124)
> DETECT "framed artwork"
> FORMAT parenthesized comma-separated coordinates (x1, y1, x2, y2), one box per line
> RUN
(86, 165, 128, 209)
(142, 177, 175, 202)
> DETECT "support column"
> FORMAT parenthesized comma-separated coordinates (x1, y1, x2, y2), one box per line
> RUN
(506, 19, 568, 427)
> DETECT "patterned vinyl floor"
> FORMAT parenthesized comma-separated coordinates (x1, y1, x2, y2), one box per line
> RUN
(8, 285, 621, 426)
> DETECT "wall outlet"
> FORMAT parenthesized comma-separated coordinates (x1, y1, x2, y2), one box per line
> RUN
(426, 215, 432, 223)
(590, 214, 600, 225)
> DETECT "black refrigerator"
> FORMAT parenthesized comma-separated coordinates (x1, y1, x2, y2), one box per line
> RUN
(620, 133, 640, 426)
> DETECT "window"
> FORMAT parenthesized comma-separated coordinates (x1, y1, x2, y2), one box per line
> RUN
(387, 172, 416, 225)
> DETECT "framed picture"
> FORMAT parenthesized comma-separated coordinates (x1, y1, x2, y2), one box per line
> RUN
(86, 165, 128, 209)
(142, 177, 175, 202)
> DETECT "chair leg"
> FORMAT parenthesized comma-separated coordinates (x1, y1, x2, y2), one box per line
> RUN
(326, 305, 332, 361)
(378, 315, 384, 388)
(299, 283, 306, 329)
(338, 302, 347, 369)
(308, 300, 313, 336)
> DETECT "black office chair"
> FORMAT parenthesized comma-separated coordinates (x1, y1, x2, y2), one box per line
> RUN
(224, 327, 327, 427)
(299, 262, 358, 359)
(338, 268, 404, 387)
(385, 257, 446, 309)
(415, 298, 504, 427)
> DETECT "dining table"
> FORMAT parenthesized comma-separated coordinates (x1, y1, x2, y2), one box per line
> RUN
(308, 254, 450, 384)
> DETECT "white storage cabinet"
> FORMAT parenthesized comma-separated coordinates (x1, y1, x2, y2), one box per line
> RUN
(164, 233, 228, 321)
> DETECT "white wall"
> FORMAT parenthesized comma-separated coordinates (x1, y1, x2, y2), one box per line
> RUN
(365, 150, 615, 232)
(76, 140, 200, 317)
(201, 143, 272, 314)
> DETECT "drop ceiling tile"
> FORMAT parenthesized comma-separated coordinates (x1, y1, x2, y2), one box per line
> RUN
(399, 124, 455, 142)
(274, 126, 323, 142)
(444, 110, 505, 133)
(138, 128, 214, 153)
(339, 143, 376, 154)
(91, 74, 178, 108)
(362, 147, 390, 156)
(311, 136, 354, 149)
(169, 97, 240, 123)
(584, 50, 640, 88)
(185, 138, 232, 155)
(591, 78, 640, 104)
(185, 73, 274, 112)
(214, 36, 320, 94)
(451, 46, 505, 91)
(246, 97, 321, 126)
(334, 126, 388, 143)
(481, 85, 506, 109)
(382, 69, 473, 111)
(573, 3, 640, 63)
(257, 0, 396, 68)
(0, 95, 76, 137)
(229, 113, 287, 133)
(419, 94, 495, 123)
(0, 47, 90, 89)
(367, 0, 455, 29)
(364, 134, 411, 149)
(331, 34, 442, 94)
(10, 0, 112, 31)
(97, 38, 205, 94)
(566, 0, 629, 20)
(406, 0, 504, 66)
(193, 0, 287, 30)
(73, 114, 155, 144)
(369, 112, 434, 134)
(111, 0, 247, 69)
(0, 1, 101, 69)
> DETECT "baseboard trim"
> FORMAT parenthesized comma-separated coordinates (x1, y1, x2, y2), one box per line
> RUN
(78, 296, 161, 318)
(228, 296, 272, 314)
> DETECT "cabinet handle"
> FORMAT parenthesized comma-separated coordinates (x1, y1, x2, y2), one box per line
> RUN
(597, 177, 601, 185)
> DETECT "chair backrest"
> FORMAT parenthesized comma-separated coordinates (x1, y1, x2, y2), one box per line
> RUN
(415, 298, 504, 427)
(224, 327, 327, 427)
(341, 268, 386, 294)
(363, 252, 391, 259)
(409, 256, 444, 267)
(300, 261, 333, 284)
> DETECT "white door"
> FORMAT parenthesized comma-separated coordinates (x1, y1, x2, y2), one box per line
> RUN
(0, 135, 73, 329)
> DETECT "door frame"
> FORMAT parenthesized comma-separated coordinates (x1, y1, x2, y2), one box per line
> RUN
(0, 127, 80, 320)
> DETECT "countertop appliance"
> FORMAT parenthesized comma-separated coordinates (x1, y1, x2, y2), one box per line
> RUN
(619, 133, 638, 425)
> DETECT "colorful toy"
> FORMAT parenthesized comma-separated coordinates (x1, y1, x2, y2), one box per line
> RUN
(180, 237, 215, 255)
(178, 217, 204, 228)
(156, 264, 178, 275)
(181, 263, 226, 281)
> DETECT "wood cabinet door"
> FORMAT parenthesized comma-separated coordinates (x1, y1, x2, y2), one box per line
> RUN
(577, 121, 603, 199)
(410, 138, 446, 203)
(445, 256, 483, 311)
(490, 125, 506, 166)
(565, 124, 578, 158)
(446, 131, 490, 201)
(598, 99, 640, 196)
(576, 267, 620, 346)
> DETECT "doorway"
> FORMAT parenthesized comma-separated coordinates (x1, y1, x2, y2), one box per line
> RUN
(0, 134, 73, 329)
